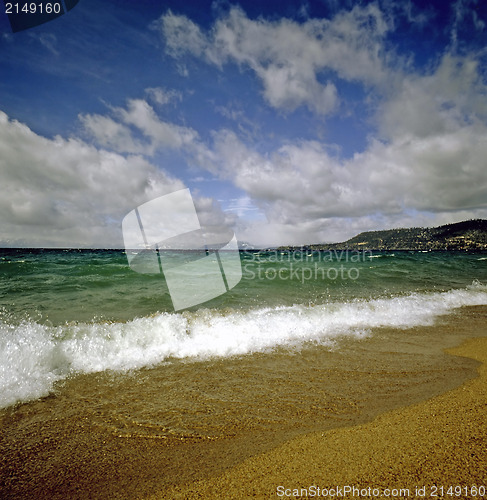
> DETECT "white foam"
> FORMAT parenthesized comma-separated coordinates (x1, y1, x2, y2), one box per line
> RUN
(1, 282, 486, 409)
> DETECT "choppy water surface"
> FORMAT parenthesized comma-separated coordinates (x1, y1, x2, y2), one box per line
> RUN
(1, 248, 486, 408)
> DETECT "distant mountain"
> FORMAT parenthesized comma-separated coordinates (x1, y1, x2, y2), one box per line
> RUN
(306, 219, 487, 251)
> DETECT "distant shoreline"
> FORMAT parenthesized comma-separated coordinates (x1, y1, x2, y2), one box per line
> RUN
(279, 219, 487, 252)
(1, 219, 486, 251)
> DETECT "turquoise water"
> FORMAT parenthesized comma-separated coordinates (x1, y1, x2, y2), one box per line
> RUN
(1, 248, 486, 408)
(1, 249, 486, 323)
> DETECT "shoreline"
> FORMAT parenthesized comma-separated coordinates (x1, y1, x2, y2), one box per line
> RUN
(1, 306, 486, 499)
(156, 335, 487, 499)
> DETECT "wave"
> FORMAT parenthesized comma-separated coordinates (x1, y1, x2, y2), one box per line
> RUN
(1, 282, 486, 409)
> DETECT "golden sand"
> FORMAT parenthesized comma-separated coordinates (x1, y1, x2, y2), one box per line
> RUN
(157, 337, 487, 499)
(1, 309, 485, 499)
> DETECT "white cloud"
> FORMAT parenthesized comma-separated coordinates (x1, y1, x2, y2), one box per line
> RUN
(78, 113, 147, 154)
(472, 9, 486, 31)
(159, 4, 391, 115)
(193, 195, 232, 223)
(194, 109, 487, 244)
(378, 54, 487, 140)
(401, 0, 432, 27)
(155, 4, 487, 245)
(18, 3, 484, 247)
(224, 196, 260, 215)
(0, 110, 236, 248)
(161, 10, 208, 59)
(80, 98, 199, 156)
(145, 86, 182, 105)
(0, 111, 185, 247)
(450, 0, 485, 46)
(116, 99, 198, 149)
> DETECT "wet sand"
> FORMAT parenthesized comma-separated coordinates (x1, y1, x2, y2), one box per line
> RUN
(1, 306, 486, 499)
(156, 336, 487, 499)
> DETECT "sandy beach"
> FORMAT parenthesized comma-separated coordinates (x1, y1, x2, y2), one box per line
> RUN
(157, 335, 487, 499)
(1, 306, 486, 499)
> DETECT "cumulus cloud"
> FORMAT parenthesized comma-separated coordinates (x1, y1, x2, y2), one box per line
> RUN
(80, 98, 199, 156)
(194, 96, 487, 243)
(154, 3, 487, 244)
(0, 107, 237, 247)
(0, 111, 186, 247)
(115, 99, 198, 149)
(9, 3, 484, 247)
(159, 4, 391, 115)
(78, 113, 146, 154)
(73, 2, 487, 246)
(378, 54, 487, 140)
(160, 11, 208, 59)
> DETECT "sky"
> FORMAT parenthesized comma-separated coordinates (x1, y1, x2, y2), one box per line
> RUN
(0, 0, 486, 248)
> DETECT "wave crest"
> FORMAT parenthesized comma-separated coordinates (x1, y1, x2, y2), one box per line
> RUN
(1, 282, 486, 409)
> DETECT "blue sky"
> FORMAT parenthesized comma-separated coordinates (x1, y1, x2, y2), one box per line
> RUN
(0, 0, 486, 247)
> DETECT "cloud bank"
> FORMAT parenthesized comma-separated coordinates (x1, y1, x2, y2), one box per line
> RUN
(155, 4, 487, 244)
(0, 111, 183, 247)
(1, 2, 486, 247)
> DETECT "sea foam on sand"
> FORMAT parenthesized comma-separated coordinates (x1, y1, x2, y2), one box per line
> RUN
(1, 282, 487, 409)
